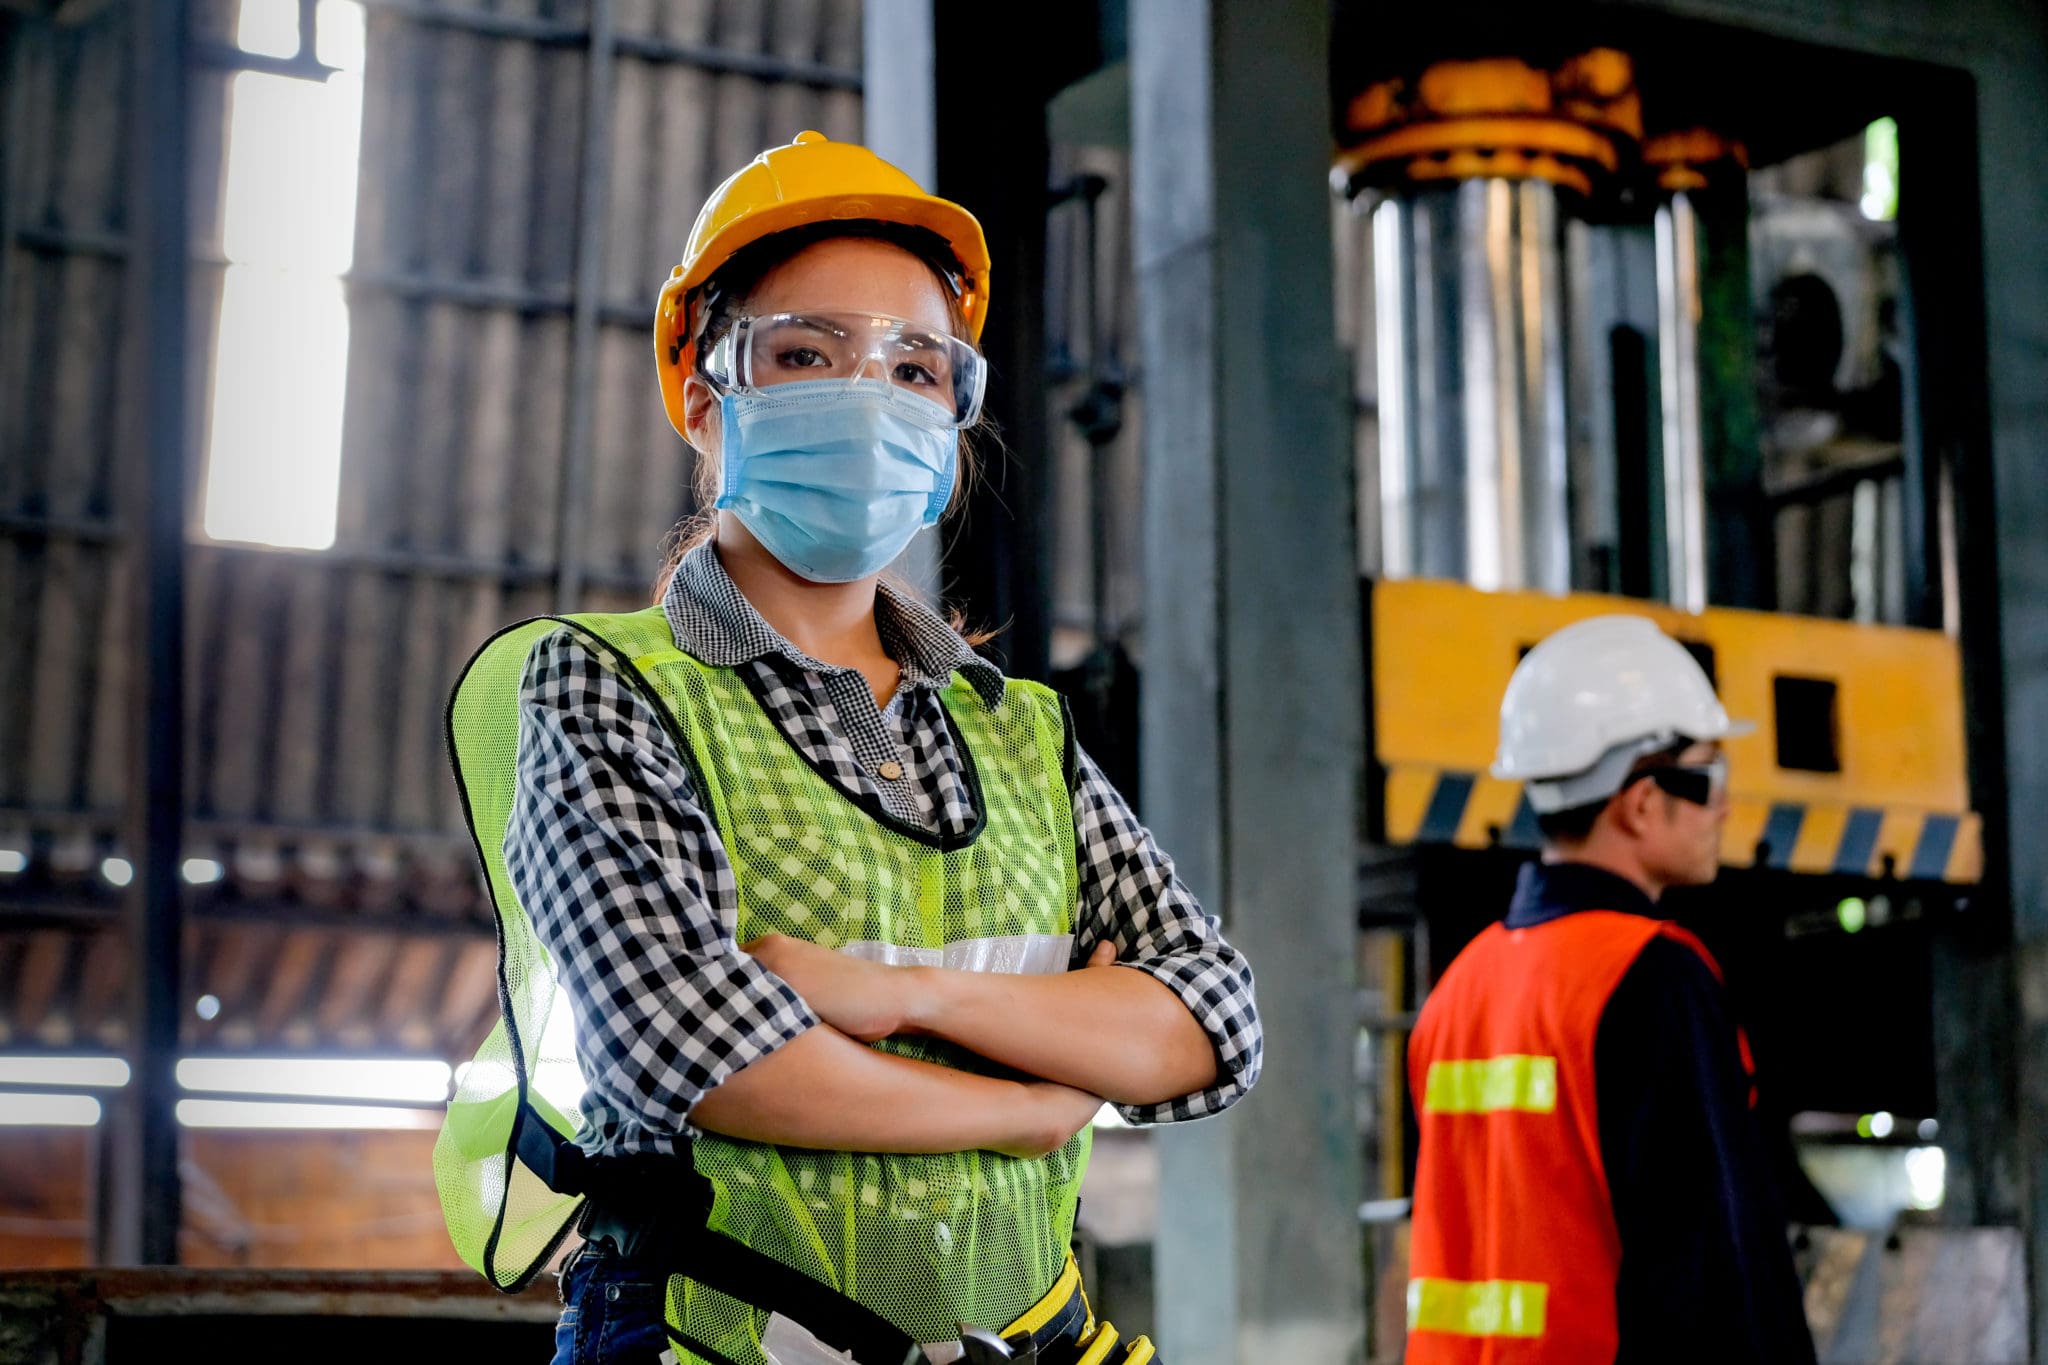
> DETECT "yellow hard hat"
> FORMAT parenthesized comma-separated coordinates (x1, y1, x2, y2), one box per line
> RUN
(652, 130, 991, 440)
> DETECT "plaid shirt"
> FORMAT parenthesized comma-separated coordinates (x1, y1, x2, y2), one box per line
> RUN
(503, 541, 1261, 1156)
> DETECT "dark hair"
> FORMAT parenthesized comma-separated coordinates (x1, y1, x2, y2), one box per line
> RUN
(649, 221, 999, 647)
(1535, 801, 1608, 844)
(1532, 738, 1697, 846)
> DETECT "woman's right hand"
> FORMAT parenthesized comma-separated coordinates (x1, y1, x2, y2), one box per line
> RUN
(992, 1080, 1105, 1159)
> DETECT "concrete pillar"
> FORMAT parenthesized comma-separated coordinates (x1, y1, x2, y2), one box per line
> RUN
(1132, 2, 1366, 1359)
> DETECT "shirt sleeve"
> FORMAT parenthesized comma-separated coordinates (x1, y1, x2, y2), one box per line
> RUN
(1068, 743, 1262, 1124)
(1596, 937, 1818, 1365)
(502, 626, 818, 1151)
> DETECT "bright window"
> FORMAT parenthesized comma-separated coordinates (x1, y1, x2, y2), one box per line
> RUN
(200, 1, 368, 550)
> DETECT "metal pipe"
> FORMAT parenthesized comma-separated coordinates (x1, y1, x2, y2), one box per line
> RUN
(1372, 180, 1571, 592)
(1654, 192, 1709, 612)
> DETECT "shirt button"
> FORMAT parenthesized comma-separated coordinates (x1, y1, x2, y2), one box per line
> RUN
(877, 760, 905, 781)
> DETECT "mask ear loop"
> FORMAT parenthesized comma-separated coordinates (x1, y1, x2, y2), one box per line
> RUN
(924, 426, 960, 524)
(713, 388, 748, 510)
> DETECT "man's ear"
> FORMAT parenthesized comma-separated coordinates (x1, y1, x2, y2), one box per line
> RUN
(1608, 777, 1654, 839)
(682, 373, 721, 453)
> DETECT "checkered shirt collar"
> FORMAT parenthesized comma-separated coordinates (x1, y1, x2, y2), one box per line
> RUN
(662, 540, 1006, 707)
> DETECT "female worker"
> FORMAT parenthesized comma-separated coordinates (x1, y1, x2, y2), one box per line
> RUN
(438, 132, 1259, 1365)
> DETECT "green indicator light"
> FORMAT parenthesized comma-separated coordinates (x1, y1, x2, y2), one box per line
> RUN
(1837, 897, 1868, 934)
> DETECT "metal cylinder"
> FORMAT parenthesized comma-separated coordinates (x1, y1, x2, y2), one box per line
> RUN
(1654, 190, 1710, 612)
(1373, 179, 1571, 591)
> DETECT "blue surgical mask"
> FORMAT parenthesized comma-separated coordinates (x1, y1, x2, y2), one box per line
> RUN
(715, 379, 959, 584)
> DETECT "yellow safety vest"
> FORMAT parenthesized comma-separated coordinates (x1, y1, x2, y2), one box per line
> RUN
(434, 607, 1088, 1363)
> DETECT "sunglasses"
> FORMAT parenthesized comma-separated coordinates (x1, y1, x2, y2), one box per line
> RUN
(1632, 755, 1730, 807)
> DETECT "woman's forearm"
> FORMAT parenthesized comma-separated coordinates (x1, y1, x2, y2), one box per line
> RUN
(687, 1022, 1097, 1157)
(905, 964, 1219, 1106)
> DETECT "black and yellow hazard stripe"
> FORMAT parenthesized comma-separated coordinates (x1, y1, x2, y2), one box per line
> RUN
(1382, 763, 1981, 883)
(1368, 579, 1982, 884)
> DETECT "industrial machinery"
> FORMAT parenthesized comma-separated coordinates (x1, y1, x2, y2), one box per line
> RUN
(1325, 16, 1993, 1331)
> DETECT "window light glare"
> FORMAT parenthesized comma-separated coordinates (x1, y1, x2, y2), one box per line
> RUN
(0, 849, 25, 875)
(100, 857, 133, 887)
(0, 1056, 131, 1089)
(220, 70, 363, 274)
(177, 1056, 451, 1103)
(236, 0, 301, 59)
(183, 858, 226, 885)
(203, 51, 366, 552)
(317, 0, 369, 72)
(177, 1056, 451, 1104)
(195, 995, 223, 1021)
(202, 272, 351, 550)
(0, 1093, 103, 1127)
(176, 1098, 438, 1131)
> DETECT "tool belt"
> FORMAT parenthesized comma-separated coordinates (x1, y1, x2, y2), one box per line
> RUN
(546, 1124, 1155, 1365)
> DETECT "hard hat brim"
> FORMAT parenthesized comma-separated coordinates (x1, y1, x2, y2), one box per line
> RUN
(652, 191, 992, 442)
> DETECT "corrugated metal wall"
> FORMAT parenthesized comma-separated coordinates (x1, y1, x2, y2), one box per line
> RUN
(0, 0, 861, 1060)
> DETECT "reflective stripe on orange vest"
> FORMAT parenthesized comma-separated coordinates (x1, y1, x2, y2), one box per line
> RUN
(1422, 1054, 1559, 1114)
(1406, 1278, 1549, 1338)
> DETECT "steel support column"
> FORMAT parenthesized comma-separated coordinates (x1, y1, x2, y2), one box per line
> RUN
(1131, 2, 1365, 1359)
(115, 0, 192, 1267)
(862, 0, 942, 603)
(552, 0, 616, 612)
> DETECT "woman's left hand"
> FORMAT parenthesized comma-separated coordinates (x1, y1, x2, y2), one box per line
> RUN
(742, 934, 913, 1042)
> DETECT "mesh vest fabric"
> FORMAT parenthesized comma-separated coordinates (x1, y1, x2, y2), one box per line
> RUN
(435, 607, 1089, 1361)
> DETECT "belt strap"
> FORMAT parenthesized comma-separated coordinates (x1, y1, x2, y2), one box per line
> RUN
(554, 1125, 1109, 1365)
(1001, 1256, 1092, 1356)
(526, 1114, 927, 1364)
(579, 1187, 926, 1362)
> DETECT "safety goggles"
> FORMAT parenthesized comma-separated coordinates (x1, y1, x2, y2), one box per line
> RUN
(1634, 754, 1730, 807)
(700, 310, 989, 428)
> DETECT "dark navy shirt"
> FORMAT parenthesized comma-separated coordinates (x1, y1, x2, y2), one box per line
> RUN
(1506, 862, 1816, 1365)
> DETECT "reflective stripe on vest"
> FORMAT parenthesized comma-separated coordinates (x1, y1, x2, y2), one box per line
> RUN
(1407, 1277, 1549, 1338)
(842, 933, 1073, 975)
(1421, 1054, 1558, 1114)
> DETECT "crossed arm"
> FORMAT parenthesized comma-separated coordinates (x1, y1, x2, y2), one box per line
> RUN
(693, 935, 1222, 1154)
(508, 627, 1253, 1162)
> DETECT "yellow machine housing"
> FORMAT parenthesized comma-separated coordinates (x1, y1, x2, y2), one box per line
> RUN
(1370, 579, 1980, 884)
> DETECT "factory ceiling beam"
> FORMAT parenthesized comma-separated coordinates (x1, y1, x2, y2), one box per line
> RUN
(1130, 1, 1366, 1359)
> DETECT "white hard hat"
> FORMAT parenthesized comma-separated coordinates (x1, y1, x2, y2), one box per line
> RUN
(1493, 614, 1752, 813)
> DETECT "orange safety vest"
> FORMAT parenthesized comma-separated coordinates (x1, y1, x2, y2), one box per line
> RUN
(1405, 910, 1755, 1362)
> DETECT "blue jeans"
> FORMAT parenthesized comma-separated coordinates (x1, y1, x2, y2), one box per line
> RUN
(551, 1240, 669, 1365)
